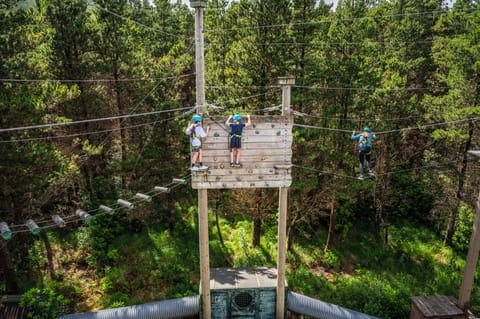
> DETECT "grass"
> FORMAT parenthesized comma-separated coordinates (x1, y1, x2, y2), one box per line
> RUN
(25, 211, 480, 318)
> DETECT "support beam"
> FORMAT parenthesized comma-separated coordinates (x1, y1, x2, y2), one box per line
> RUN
(198, 189, 211, 319)
(278, 76, 295, 117)
(276, 76, 294, 318)
(192, 1, 206, 115)
(276, 186, 288, 319)
(458, 151, 480, 310)
(190, 1, 210, 318)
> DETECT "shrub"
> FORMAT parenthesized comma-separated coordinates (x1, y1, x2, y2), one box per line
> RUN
(20, 287, 70, 319)
(452, 203, 474, 253)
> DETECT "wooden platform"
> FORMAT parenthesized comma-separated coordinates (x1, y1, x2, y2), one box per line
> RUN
(191, 115, 293, 189)
(0, 296, 28, 319)
(410, 296, 465, 319)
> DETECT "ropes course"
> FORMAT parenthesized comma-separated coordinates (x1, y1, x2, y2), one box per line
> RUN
(0, 175, 191, 240)
(2, 2, 478, 246)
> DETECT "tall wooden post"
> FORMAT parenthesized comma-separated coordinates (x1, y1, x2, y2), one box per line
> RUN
(190, 2, 209, 319)
(276, 76, 295, 319)
(458, 150, 480, 311)
(191, 0, 206, 115)
(276, 186, 288, 319)
(198, 189, 210, 319)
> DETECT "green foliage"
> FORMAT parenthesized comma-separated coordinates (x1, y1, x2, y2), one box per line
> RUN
(3, 0, 480, 316)
(26, 239, 47, 269)
(334, 271, 411, 319)
(322, 250, 340, 270)
(451, 202, 475, 253)
(20, 287, 70, 319)
(86, 212, 130, 266)
(287, 265, 333, 297)
(335, 202, 354, 239)
(387, 173, 435, 222)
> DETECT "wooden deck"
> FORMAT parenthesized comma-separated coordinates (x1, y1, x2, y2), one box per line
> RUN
(0, 303, 28, 319)
(191, 115, 293, 189)
(410, 296, 465, 319)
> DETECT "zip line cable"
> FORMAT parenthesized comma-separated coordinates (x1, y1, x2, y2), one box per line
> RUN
(0, 89, 280, 141)
(87, 0, 181, 38)
(206, 85, 280, 89)
(292, 160, 458, 181)
(292, 108, 476, 123)
(0, 110, 194, 144)
(0, 106, 193, 134)
(292, 84, 466, 91)
(206, 40, 436, 47)
(0, 73, 195, 84)
(203, 7, 480, 33)
(293, 116, 480, 135)
(207, 83, 474, 93)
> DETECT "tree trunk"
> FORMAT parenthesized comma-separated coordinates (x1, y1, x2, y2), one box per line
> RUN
(445, 123, 474, 246)
(287, 209, 300, 253)
(41, 232, 55, 279)
(252, 190, 262, 247)
(324, 199, 336, 252)
(0, 240, 19, 294)
(215, 192, 224, 247)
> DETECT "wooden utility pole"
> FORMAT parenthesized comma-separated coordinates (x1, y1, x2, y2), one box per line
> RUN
(190, 2, 210, 319)
(191, 0, 206, 115)
(276, 76, 295, 319)
(458, 150, 480, 311)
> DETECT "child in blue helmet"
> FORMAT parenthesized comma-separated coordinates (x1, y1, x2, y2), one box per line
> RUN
(186, 114, 210, 170)
(225, 114, 251, 167)
(351, 127, 376, 180)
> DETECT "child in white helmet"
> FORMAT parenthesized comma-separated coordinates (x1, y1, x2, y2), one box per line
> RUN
(225, 114, 251, 167)
(351, 127, 376, 180)
(186, 115, 210, 170)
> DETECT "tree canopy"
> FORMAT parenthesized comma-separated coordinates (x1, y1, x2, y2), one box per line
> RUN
(1, 1, 479, 318)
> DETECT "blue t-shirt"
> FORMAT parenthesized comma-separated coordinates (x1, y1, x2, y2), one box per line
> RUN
(352, 132, 376, 150)
(229, 123, 246, 136)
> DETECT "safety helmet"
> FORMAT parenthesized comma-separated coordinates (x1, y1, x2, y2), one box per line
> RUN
(363, 127, 371, 132)
(233, 114, 242, 121)
(192, 115, 202, 123)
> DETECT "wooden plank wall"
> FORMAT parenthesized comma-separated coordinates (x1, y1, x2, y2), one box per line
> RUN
(191, 115, 293, 189)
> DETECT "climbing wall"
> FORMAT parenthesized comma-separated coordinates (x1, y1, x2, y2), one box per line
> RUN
(191, 115, 293, 189)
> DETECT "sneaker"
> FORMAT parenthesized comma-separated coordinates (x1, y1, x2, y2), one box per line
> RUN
(191, 165, 200, 171)
(230, 162, 235, 167)
(358, 175, 364, 180)
(368, 170, 374, 176)
(199, 164, 209, 170)
(234, 162, 241, 167)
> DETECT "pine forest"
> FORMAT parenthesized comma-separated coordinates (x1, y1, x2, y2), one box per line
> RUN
(1, 0, 480, 318)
